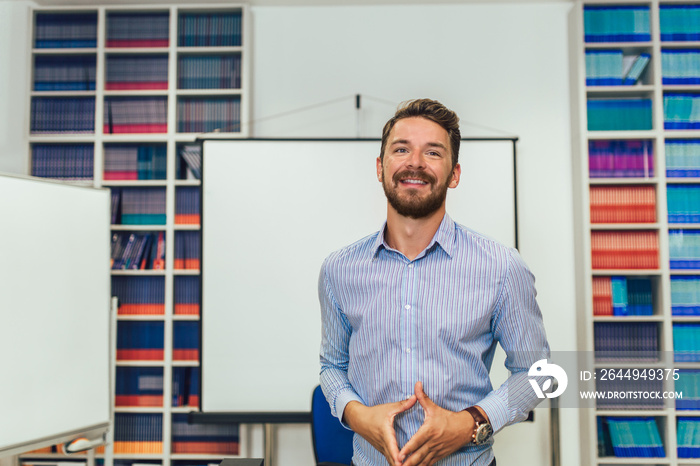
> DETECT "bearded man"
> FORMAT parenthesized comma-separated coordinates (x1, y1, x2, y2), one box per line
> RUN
(319, 98, 550, 466)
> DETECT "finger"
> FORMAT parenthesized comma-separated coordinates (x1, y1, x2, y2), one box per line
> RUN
(400, 443, 434, 466)
(383, 427, 401, 466)
(414, 381, 434, 410)
(395, 394, 417, 414)
(398, 425, 430, 463)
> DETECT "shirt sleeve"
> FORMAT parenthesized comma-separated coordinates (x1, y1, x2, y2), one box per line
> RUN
(475, 248, 550, 433)
(318, 257, 364, 425)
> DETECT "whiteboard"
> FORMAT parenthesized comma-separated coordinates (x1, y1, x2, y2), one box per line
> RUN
(201, 139, 515, 413)
(0, 174, 111, 455)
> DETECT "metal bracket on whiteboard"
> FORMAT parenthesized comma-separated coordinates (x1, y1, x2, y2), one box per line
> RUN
(189, 412, 311, 424)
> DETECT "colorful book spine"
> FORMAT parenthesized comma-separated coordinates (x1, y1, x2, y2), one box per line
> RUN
(678, 417, 700, 458)
(589, 185, 656, 223)
(105, 55, 168, 90)
(116, 321, 164, 361)
(623, 54, 651, 85)
(106, 12, 169, 48)
(666, 139, 700, 177)
(177, 144, 202, 179)
(662, 49, 700, 85)
(171, 414, 238, 454)
(178, 12, 242, 47)
(103, 144, 167, 181)
(588, 99, 653, 131)
(675, 370, 700, 410)
(673, 323, 700, 362)
(104, 97, 167, 134)
(603, 417, 665, 458)
(31, 97, 95, 133)
(174, 276, 200, 316)
(593, 276, 613, 316)
(664, 93, 700, 130)
(583, 6, 651, 43)
(589, 140, 654, 178)
(34, 12, 97, 48)
(172, 367, 200, 407)
(111, 188, 167, 226)
(590, 231, 659, 269)
(669, 229, 700, 269)
(667, 184, 700, 223)
(177, 97, 241, 133)
(113, 413, 163, 454)
(33, 55, 96, 91)
(111, 231, 165, 270)
(592, 276, 654, 316)
(178, 54, 242, 89)
(112, 276, 165, 315)
(174, 231, 201, 270)
(115, 367, 164, 407)
(671, 276, 700, 315)
(173, 321, 200, 361)
(586, 50, 624, 86)
(175, 187, 201, 225)
(660, 5, 700, 41)
(31, 143, 94, 180)
(594, 322, 659, 361)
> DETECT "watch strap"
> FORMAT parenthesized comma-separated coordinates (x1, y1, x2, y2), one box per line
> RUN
(464, 406, 487, 426)
(464, 406, 490, 444)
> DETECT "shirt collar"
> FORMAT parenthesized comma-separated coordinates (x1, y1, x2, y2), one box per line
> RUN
(371, 213, 456, 259)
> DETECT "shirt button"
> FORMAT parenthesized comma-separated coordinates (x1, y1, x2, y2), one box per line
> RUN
(405, 304, 411, 310)
(406, 348, 411, 353)
(408, 264, 414, 268)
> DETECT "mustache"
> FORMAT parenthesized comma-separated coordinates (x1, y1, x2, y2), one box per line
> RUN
(392, 170, 436, 185)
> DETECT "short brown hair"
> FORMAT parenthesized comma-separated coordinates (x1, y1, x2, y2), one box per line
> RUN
(380, 99, 461, 169)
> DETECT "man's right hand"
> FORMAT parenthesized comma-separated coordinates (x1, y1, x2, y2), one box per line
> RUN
(343, 396, 418, 466)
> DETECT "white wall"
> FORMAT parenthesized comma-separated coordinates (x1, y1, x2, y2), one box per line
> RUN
(0, 0, 33, 175)
(249, 3, 579, 466)
(0, 2, 580, 465)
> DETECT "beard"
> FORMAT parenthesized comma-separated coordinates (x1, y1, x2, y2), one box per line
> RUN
(382, 168, 450, 219)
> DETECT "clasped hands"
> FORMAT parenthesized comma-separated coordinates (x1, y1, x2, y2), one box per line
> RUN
(343, 381, 475, 466)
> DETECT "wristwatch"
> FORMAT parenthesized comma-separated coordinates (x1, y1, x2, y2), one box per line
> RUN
(464, 406, 493, 445)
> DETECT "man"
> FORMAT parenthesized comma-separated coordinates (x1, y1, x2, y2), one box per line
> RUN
(319, 99, 550, 466)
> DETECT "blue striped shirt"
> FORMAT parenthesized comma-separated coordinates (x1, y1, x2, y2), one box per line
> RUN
(319, 214, 550, 465)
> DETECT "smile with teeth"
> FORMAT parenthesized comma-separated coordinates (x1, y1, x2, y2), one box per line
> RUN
(401, 179, 428, 185)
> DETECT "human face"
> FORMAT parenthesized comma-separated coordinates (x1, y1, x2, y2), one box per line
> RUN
(377, 116, 461, 219)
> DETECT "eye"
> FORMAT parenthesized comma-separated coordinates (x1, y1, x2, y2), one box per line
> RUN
(395, 147, 408, 153)
(427, 150, 441, 157)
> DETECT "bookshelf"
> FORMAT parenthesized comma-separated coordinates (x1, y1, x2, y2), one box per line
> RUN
(23, 5, 249, 466)
(573, 1, 700, 464)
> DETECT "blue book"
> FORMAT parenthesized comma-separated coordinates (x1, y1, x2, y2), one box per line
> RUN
(623, 54, 650, 85)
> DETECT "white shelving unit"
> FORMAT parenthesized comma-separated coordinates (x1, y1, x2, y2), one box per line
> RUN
(23, 5, 249, 466)
(573, 1, 700, 465)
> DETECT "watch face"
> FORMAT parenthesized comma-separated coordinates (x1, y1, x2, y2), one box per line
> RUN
(474, 423, 493, 444)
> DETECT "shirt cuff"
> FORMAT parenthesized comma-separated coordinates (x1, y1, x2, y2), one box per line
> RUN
(474, 392, 510, 434)
(334, 389, 364, 429)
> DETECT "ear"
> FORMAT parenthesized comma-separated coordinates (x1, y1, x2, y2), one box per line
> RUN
(448, 163, 461, 189)
(376, 156, 383, 182)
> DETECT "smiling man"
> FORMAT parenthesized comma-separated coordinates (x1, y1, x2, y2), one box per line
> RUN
(319, 99, 550, 466)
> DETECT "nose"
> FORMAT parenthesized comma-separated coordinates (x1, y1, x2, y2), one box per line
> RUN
(406, 150, 426, 169)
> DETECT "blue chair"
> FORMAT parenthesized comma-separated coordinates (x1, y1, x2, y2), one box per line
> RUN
(311, 385, 354, 466)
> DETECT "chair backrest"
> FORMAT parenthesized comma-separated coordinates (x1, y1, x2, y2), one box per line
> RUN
(311, 385, 354, 466)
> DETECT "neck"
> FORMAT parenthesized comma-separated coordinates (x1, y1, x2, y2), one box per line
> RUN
(384, 205, 446, 261)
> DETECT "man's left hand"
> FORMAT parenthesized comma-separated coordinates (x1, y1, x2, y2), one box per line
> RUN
(397, 381, 474, 466)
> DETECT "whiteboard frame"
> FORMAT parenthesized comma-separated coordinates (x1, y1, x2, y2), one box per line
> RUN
(196, 137, 518, 421)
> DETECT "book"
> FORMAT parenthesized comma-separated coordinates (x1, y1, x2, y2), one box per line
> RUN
(623, 54, 650, 85)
